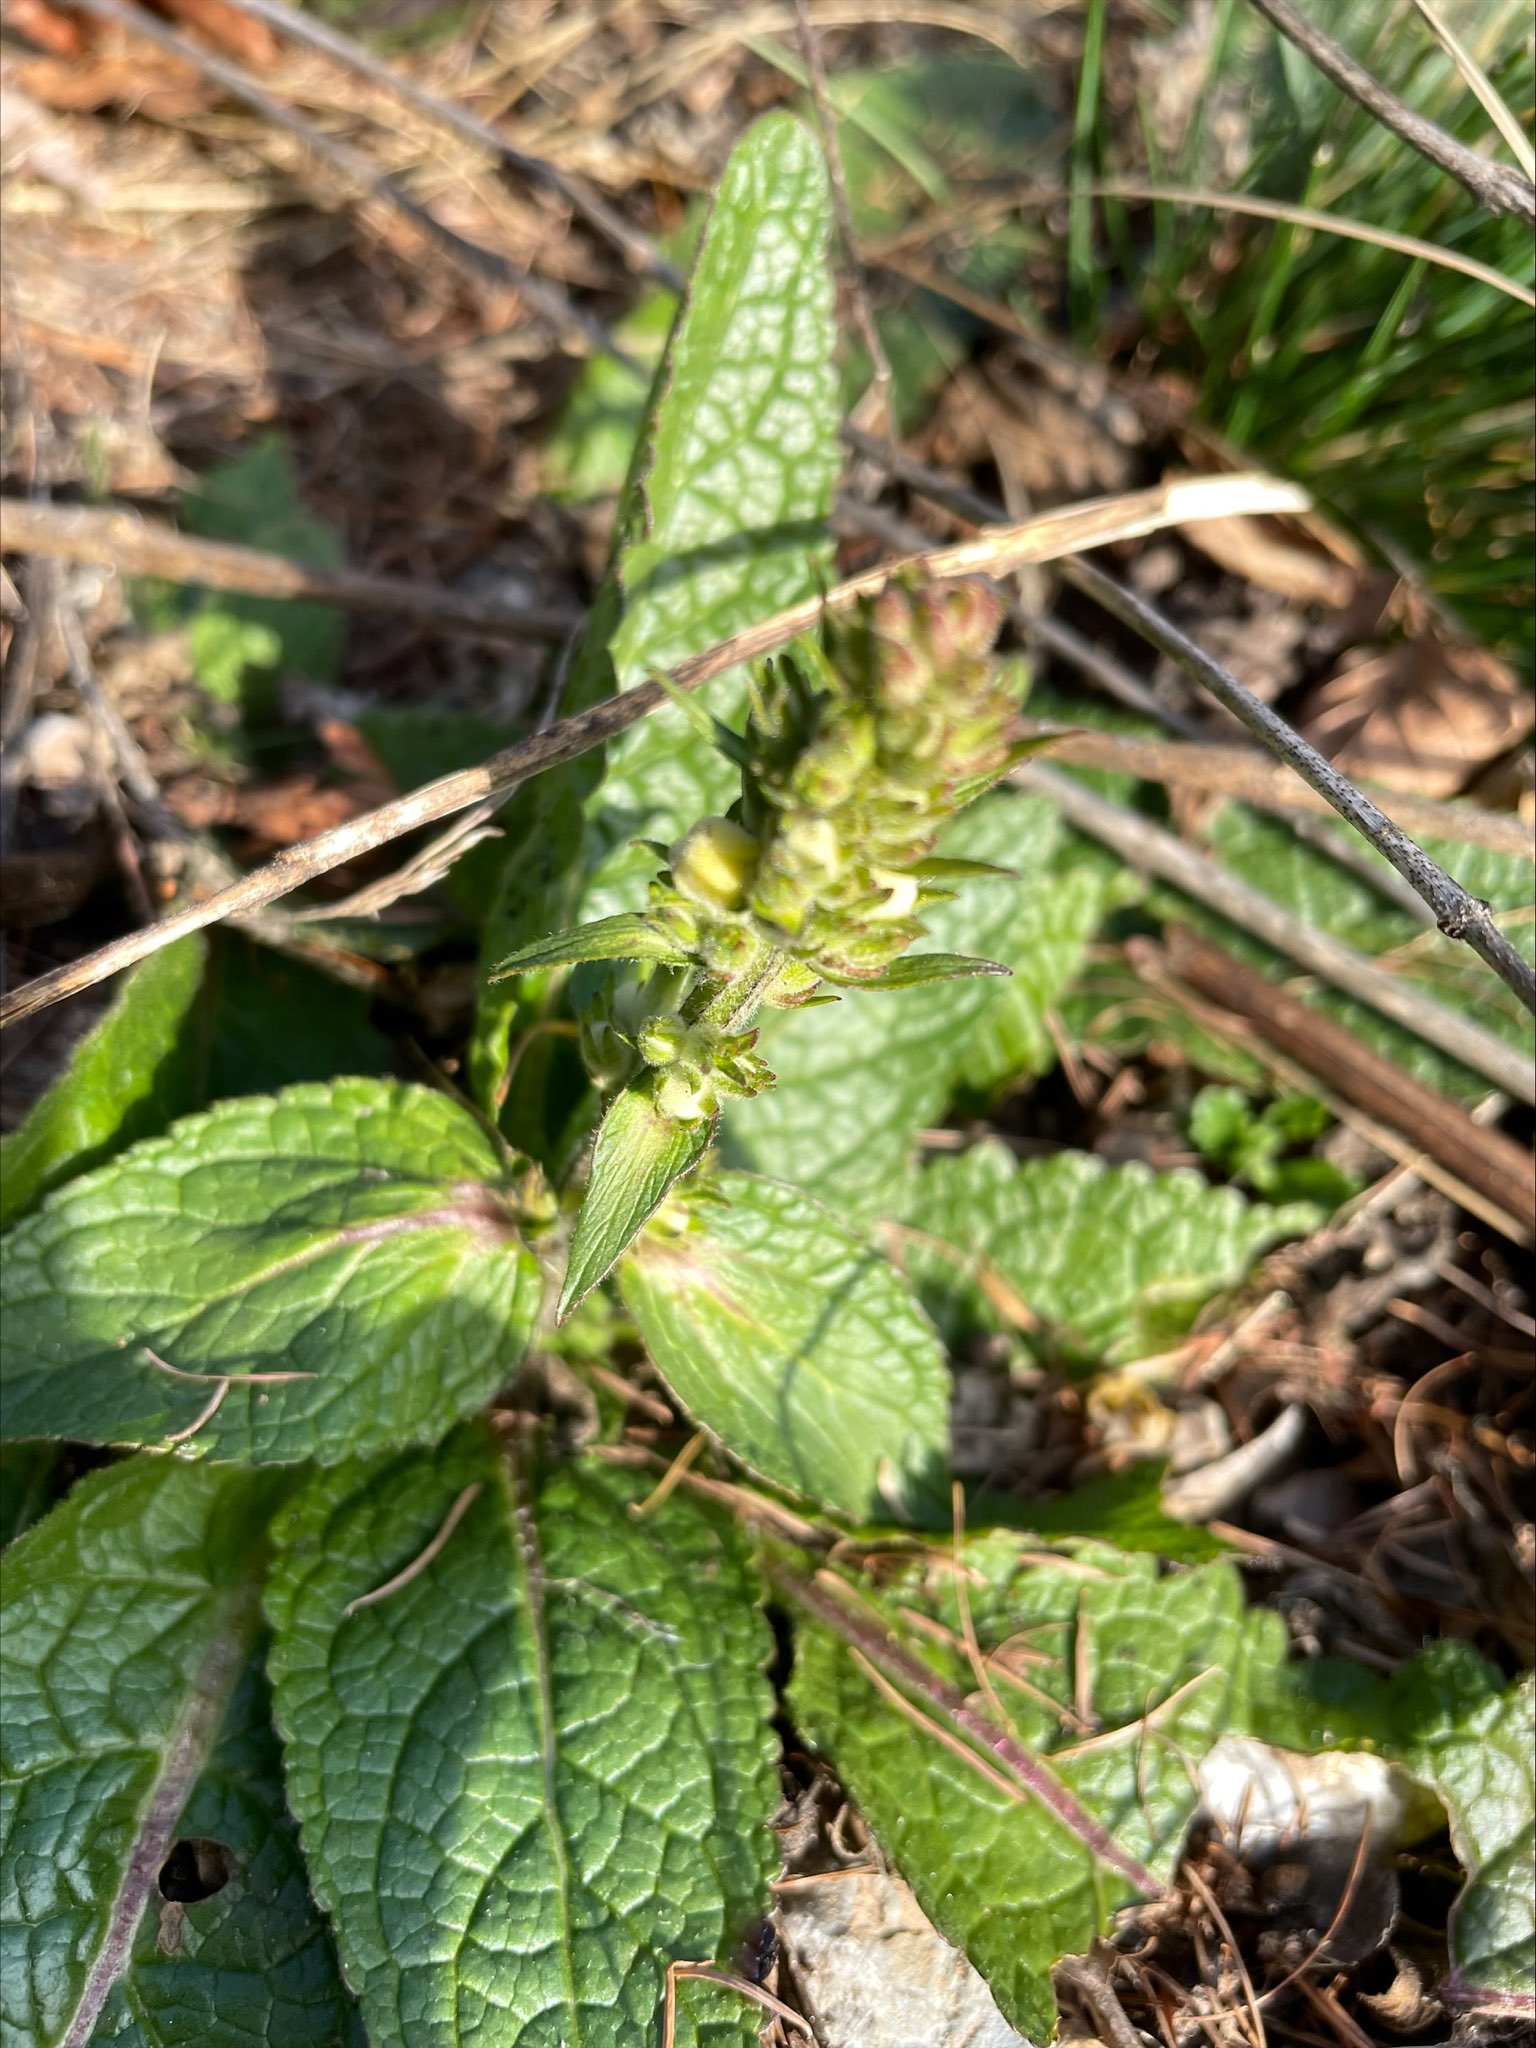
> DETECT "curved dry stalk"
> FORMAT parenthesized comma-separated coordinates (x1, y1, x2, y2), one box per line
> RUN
(1088, 179, 1535, 304)
(0, 474, 1303, 1033)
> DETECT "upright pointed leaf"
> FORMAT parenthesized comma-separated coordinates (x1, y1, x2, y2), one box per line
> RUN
(0, 1080, 543, 1463)
(473, 112, 837, 1112)
(817, 952, 1009, 990)
(0, 1456, 360, 2047)
(561, 1087, 713, 1317)
(265, 1426, 779, 2048)
(583, 111, 840, 914)
(622, 1173, 950, 1519)
(0, 937, 205, 1232)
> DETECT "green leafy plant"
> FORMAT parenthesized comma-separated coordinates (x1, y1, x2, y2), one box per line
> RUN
(2, 110, 1531, 2048)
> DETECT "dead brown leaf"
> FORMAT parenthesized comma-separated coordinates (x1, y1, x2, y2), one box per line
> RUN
(1301, 639, 1534, 797)
(1179, 510, 1358, 609)
(153, 0, 278, 67)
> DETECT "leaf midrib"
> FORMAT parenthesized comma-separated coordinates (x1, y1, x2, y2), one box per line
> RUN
(504, 1456, 585, 2048)
(55, 1581, 260, 2048)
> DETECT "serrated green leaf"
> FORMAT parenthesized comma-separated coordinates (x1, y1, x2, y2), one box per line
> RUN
(561, 1087, 713, 1318)
(725, 794, 1092, 1222)
(785, 1539, 1293, 2041)
(957, 860, 1110, 1094)
(176, 437, 345, 698)
(0, 1454, 350, 2047)
(264, 1426, 779, 2048)
(489, 912, 693, 980)
(0, 1079, 542, 1464)
(199, 933, 392, 1101)
(0, 938, 205, 1232)
(981, 1462, 1228, 1564)
(621, 1172, 950, 1519)
(818, 952, 1010, 991)
(904, 1143, 1316, 1368)
(581, 112, 840, 917)
(1384, 1641, 1535, 2009)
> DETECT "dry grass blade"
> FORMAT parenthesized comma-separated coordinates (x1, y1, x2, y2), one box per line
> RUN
(1075, 182, 1535, 305)
(0, 500, 579, 646)
(0, 474, 1304, 1032)
(1408, 0, 1536, 177)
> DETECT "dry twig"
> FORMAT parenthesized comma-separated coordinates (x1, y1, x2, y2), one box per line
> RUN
(1244, 0, 1536, 222)
(1017, 762, 1534, 1103)
(0, 477, 1298, 1031)
(1061, 559, 1536, 1016)
(0, 500, 579, 647)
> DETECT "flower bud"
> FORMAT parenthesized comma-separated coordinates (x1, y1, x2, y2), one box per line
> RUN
(636, 1016, 688, 1067)
(655, 1063, 717, 1122)
(668, 816, 759, 913)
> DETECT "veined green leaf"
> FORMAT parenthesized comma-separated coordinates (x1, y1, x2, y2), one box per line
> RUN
(582, 112, 840, 917)
(0, 1445, 61, 1549)
(0, 938, 205, 1233)
(782, 1537, 1298, 2041)
(265, 1427, 779, 2048)
(818, 952, 1010, 991)
(0, 1079, 542, 1464)
(561, 1087, 713, 1318)
(489, 913, 693, 980)
(0, 1455, 358, 2047)
(621, 1172, 950, 1519)
(904, 1142, 1316, 1368)
(1384, 1641, 1535, 2009)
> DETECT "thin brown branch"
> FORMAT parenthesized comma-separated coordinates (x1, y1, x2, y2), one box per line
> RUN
(1156, 927, 1535, 1240)
(1244, 0, 1536, 223)
(0, 499, 579, 646)
(1016, 721, 1532, 858)
(0, 476, 1302, 1032)
(1016, 762, 1534, 1104)
(1061, 558, 1536, 1017)
(62, 0, 635, 370)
